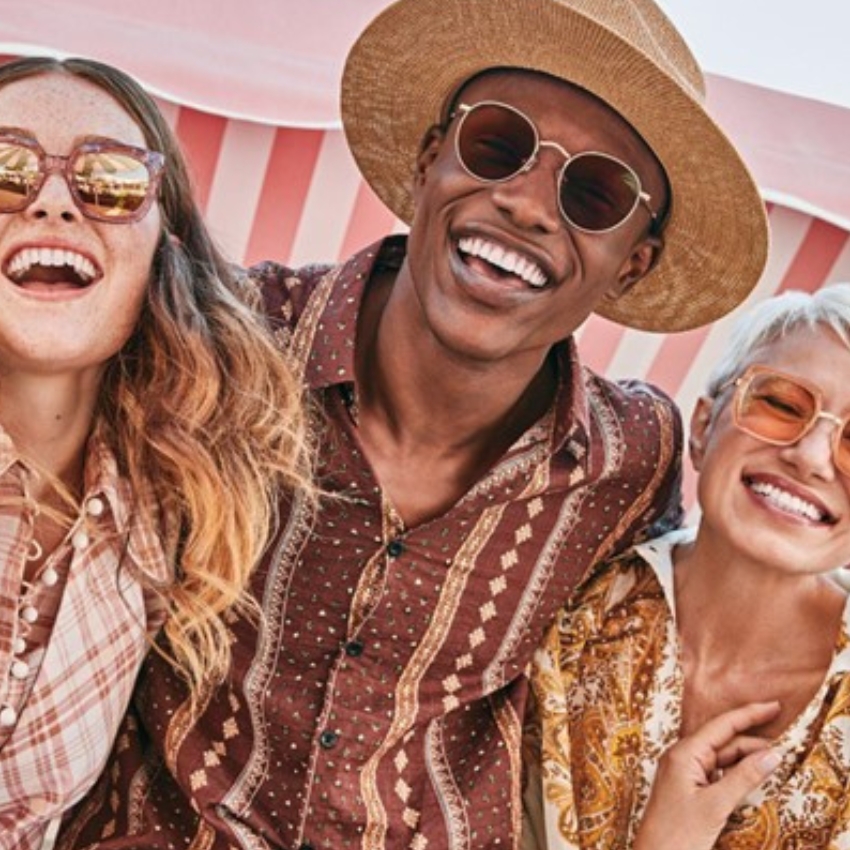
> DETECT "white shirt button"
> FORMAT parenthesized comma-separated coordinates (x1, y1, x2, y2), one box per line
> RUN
(20, 606, 38, 624)
(41, 567, 58, 587)
(71, 530, 90, 550)
(11, 660, 29, 679)
(86, 497, 105, 517)
(0, 706, 17, 727)
(12, 638, 26, 655)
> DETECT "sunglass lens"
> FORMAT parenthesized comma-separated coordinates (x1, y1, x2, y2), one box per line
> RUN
(560, 154, 640, 232)
(837, 423, 850, 476)
(0, 140, 39, 212)
(738, 372, 817, 443)
(457, 103, 536, 181)
(72, 149, 152, 219)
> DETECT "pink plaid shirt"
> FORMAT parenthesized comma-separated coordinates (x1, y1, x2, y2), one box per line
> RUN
(0, 426, 168, 850)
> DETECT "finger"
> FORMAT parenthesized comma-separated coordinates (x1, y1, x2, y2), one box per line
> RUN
(716, 735, 773, 769)
(681, 703, 780, 770)
(696, 702, 781, 752)
(712, 748, 782, 807)
(659, 703, 781, 781)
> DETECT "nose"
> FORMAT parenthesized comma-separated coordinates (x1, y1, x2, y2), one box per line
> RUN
(779, 415, 841, 481)
(24, 170, 80, 223)
(489, 147, 564, 234)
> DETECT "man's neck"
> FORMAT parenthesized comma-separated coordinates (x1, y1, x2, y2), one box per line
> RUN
(353, 267, 559, 526)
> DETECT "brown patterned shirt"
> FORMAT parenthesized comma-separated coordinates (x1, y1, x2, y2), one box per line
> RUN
(61, 237, 682, 850)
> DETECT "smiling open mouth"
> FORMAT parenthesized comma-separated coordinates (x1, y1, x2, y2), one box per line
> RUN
(6, 247, 98, 288)
(746, 476, 836, 525)
(458, 236, 548, 289)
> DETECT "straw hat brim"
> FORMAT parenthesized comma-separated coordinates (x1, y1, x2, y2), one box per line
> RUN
(341, 0, 769, 333)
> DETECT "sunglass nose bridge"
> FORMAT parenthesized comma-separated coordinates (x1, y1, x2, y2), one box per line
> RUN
(812, 410, 847, 434)
(537, 138, 571, 165)
(36, 153, 78, 200)
(26, 154, 79, 212)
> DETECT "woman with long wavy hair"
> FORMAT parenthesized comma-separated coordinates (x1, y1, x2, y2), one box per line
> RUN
(0, 55, 312, 848)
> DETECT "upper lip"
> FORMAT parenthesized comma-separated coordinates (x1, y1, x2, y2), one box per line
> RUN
(455, 229, 558, 289)
(3, 243, 101, 286)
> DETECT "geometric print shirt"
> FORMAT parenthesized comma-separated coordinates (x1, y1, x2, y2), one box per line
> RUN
(524, 527, 850, 850)
(0, 426, 168, 850)
(60, 236, 683, 850)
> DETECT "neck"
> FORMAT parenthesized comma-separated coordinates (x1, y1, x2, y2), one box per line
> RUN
(357, 267, 558, 451)
(351, 265, 559, 526)
(673, 528, 846, 739)
(674, 531, 845, 670)
(0, 371, 100, 498)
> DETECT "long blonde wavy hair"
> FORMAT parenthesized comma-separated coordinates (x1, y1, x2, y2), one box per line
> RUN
(0, 56, 314, 693)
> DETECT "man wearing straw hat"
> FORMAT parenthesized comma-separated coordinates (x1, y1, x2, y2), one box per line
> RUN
(61, 0, 768, 848)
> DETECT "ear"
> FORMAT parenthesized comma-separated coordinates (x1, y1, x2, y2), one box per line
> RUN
(688, 396, 713, 472)
(604, 235, 664, 302)
(412, 124, 446, 197)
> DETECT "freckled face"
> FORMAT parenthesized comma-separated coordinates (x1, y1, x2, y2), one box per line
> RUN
(693, 327, 850, 576)
(401, 69, 666, 370)
(0, 72, 161, 380)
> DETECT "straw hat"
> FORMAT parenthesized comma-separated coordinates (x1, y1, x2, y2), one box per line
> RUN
(341, 0, 769, 333)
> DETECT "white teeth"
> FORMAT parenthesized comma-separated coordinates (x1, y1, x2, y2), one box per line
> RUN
(749, 480, 826, 522)
(458, 236, 548, 288)
(7, 247, 96, 282)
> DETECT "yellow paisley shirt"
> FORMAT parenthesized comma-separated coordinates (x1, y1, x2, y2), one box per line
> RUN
(523, 528, 850, 850)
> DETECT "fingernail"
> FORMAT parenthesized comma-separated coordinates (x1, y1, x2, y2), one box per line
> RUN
(757, 750, 782, 775)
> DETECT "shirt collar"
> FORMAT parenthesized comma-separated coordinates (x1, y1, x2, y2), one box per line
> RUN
(636, 527, 850, 677)
(301, 235, 405, 391)
(0, 421, 169, 586)
(85, 428, 171, 586)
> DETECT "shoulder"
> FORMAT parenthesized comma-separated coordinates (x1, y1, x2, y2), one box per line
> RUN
(536, 549, 662, 685)
(577, 371, 682, 478)
(247, 237, 400, 333)
(586, 372, 679, 421)
(583, 371, 683, 463)
(248, 259, 338, 331)
(572, 546, 653, 613)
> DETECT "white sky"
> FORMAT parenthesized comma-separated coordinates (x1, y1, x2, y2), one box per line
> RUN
(656, 1, 850, 109)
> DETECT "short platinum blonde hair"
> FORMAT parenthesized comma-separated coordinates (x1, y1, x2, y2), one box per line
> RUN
(705, 283, 850, 397)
